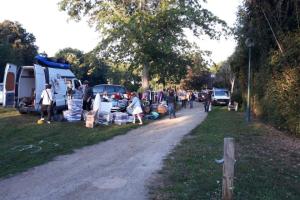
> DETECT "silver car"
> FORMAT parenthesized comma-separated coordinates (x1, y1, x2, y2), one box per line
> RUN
(0, 83, 3, 105)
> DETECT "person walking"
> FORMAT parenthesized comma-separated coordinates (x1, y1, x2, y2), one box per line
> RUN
(40, 84, 53, 124)
(167, 90, 176, 119)
(128, 92, 143, 125)
(82, 80, 93, 111)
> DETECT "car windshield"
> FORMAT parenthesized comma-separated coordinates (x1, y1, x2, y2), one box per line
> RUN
(116, 86, 126, 94)
(106, 86, 115, 93)
(215, 91, 229, 96)
(93, 85, 105, 93)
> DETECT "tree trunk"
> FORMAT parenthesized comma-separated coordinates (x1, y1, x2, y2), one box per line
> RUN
(230, 77, 235, 94)
(142, 64, 149, 90)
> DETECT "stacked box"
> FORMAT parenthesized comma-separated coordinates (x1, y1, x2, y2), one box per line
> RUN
(98, 111, 113, 125)
(63, 99, 83, 122)
(114, 112, 129, 125)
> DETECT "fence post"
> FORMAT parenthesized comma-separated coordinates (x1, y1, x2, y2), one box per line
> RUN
(222, 137, 235, 200)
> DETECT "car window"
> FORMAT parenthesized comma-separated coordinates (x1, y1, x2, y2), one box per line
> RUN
(0, 84, 3, 91)
(215, 91, 229, 96)
(93, 85, 105, 93)
(117, 86, 126, 94)
(106, 85, 115, 93)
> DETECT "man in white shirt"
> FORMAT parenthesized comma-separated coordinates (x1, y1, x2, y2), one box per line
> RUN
(40, 84, 53, 123)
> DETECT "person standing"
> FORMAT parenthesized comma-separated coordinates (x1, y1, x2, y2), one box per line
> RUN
(167, 90, 176, 119)
(128, 92, 143, 125)
(40, 84, 53, 124)
(82, 80, 93, 111)
(188, 91, 195, 109)
(204, 92, 211, 112)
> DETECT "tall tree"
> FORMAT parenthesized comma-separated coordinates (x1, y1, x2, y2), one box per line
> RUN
(0, 20, 38, 81)
(59, 0, 228, 89)
(55, 48, 108, 85)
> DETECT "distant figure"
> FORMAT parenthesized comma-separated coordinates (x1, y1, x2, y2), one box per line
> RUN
(73, 83, 83, 100)
(82, 80, 93, 111)
(204, 92, 211, 112)
(188, 91, 195, 109)
(128, 92, 143, 125)
(167, 90, 176, 119)
(179, 90, 187, 108)
(40, 84, 53, 124)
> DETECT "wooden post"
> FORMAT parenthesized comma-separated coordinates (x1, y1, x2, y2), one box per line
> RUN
(222, 137, 235, 200)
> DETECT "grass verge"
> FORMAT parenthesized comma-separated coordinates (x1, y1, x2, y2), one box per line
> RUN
(0, 108, 140, 178)
(150, 107, 300, 200)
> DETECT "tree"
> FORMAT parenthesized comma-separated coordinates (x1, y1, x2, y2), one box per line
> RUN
(180, 51, 211, 90)
(213, 61, 235, 93)
(59, 0, 228, 89)
(230, 0, 300, 134)
(0, 20, 38, 82)
(55, 48, 108, 85)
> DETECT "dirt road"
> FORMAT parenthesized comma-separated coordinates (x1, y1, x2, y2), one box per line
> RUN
(0, 102, 207, 200)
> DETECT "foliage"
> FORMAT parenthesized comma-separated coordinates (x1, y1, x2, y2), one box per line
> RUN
(0, 20, 38, 82)
(106, 62, 141, 91)
(55, 48, 108, 86)
(59, 0, 228, 88)
(229, 0, 300, 134)
(212, 61, 235, 92)
(180, 51, 211, 90)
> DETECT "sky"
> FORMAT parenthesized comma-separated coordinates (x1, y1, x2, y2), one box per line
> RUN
(0, 0, 242, 64)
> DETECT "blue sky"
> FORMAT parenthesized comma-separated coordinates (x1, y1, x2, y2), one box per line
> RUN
(0, 0, 242, 63)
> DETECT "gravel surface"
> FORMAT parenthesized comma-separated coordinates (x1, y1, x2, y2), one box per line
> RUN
(0, 102, 207, 200)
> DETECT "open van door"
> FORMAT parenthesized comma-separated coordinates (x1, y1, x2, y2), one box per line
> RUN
(34, 64, 46, 111)
(3, 63, 17, 107)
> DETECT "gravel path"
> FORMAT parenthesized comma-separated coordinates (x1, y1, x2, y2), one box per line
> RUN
(0, 102, 207, 200)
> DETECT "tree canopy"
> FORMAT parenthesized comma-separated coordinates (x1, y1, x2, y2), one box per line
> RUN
(59, 0, 228, 89)
(55, 48, 108, 86)
(0, 20, 38, 82)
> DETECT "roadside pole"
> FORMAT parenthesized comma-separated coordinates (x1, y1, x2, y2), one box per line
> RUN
(222, 137, 235, 200)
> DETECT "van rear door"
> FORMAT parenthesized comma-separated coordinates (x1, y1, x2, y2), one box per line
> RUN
(34, 65, 46, 110)
(3, 63, 17, 107)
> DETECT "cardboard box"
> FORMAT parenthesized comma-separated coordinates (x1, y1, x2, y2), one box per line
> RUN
(86, 121, 95, 128)
(85, 111, 97, 128)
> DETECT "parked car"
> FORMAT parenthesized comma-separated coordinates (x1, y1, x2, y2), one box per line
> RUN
(197, 92, 207, 102)
(211, 88, 230, 105)
(92, 84, 126, 97)
(0, 83, 3, 105)
(92, 84, 128, 112)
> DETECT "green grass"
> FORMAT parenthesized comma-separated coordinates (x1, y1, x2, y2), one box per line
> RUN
(150, 107, 300, 200)
(0, 107, 140, 178)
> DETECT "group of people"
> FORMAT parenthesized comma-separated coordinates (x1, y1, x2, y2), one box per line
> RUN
(39, 80, 93, 123)
(39, 81, 211, 124)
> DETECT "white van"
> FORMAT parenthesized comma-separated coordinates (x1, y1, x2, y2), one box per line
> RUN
(3, 63, 80, 113)
(211, 88, 230, 106)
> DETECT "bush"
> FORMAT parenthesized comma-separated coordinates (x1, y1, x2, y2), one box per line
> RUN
(253, 31, 300, 135)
